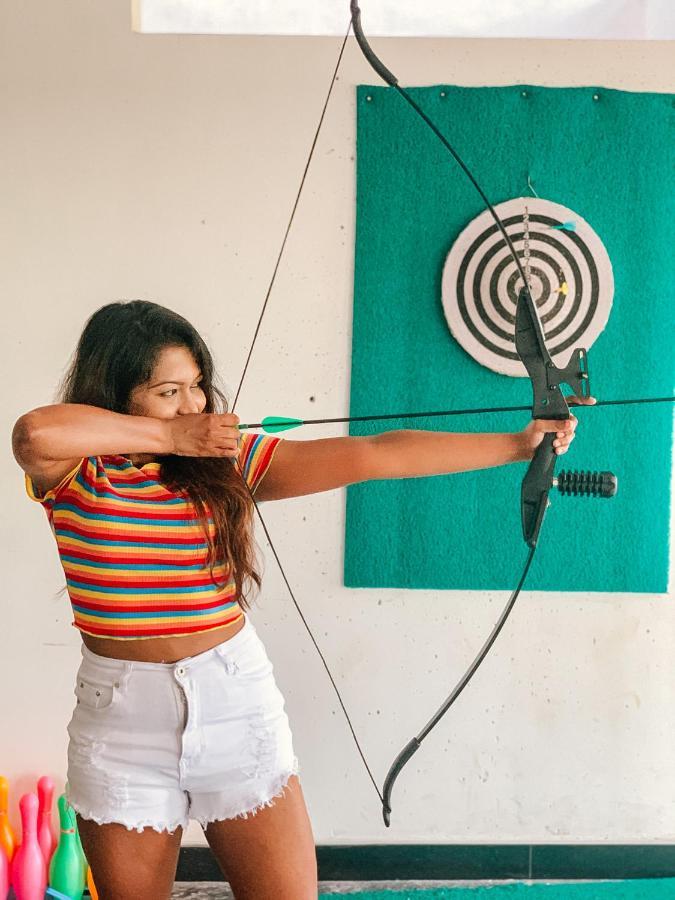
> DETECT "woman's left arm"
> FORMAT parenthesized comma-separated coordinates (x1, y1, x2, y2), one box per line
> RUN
(255, 397, 595, 501)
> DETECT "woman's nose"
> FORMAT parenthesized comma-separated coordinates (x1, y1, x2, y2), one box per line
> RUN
(178, 396, 201, 415)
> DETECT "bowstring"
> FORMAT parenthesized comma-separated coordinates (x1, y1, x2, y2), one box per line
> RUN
(231, 22, 351, 413)
(230, 19, 385, 806)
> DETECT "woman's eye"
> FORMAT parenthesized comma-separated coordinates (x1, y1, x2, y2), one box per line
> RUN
(161, 385, 202, 398)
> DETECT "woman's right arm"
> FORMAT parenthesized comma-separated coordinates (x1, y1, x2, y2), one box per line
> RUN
(12, 405, 240, 495)
(12, 404, 174, 494)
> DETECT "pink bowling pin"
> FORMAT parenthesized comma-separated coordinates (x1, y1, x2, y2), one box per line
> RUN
(36, 777, 56, 869)
(10, 794, 46, 900)
(0, 843, 9, 900)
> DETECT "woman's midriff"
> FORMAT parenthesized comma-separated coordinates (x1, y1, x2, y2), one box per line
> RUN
(80, 616, 246, 663)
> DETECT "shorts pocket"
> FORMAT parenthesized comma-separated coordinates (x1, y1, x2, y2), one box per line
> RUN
(74, 672, 120, 711)
(215, 634, 274, 682)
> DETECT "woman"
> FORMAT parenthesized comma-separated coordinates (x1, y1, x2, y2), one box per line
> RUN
(13, 300, 590, 899)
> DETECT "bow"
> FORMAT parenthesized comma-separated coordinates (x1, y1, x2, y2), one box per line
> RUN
(349, 1, 620, 826)
(379, 283, 617, 825)
(230, 2, 666, 828)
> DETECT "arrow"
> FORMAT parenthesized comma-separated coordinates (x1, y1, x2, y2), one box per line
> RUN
(238, 396, 673, 433)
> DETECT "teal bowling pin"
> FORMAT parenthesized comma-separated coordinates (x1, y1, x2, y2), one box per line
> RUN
(65, 783, 88, 881)
(48, 795, 84, 900)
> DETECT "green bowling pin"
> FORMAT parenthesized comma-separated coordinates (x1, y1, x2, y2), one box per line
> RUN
(49, 794, 85, 900)
(74, 821, 88, 883)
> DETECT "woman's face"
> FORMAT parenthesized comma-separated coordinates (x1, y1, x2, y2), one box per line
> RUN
(128, 345, 207, 419)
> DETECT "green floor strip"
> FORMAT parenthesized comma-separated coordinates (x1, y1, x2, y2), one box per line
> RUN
(319, 879, 675, 899)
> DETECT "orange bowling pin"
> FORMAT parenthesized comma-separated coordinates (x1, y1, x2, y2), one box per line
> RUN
(0, 777, 15, 864)
(0, 842, 9, 900)
(86, 864, 99, 900)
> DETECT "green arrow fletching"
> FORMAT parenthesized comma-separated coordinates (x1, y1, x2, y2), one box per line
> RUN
(260, 416, 304, 433)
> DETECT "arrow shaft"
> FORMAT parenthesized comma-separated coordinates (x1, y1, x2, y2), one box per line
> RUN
(239, 396, 674, 432)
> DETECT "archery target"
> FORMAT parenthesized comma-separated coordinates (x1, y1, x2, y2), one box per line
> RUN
(441, 197, 614, 377)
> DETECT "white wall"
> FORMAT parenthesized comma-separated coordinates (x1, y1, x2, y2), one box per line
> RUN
(2, 0, 673, 847)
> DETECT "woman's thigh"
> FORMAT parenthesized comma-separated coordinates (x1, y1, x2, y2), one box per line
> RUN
(77, 815, 183, 900)
(203, 775, 317, 900)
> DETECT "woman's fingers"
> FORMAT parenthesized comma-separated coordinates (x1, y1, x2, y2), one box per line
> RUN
(566, 394, 597, 406)
(550, 414, 578, 454)
(536, 414, 579, 454)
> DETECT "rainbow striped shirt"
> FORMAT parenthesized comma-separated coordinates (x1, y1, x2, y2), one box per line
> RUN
(25, 432, 281, 640)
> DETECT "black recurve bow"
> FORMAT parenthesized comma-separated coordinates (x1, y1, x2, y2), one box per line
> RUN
(350, 0, 621, 826)
(229, 1, 669, 828)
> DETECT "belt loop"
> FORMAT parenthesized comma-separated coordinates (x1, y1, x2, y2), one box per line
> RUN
(119, 661, 134, 692)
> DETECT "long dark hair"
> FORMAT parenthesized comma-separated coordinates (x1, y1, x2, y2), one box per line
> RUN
(54, 300, 260, 610)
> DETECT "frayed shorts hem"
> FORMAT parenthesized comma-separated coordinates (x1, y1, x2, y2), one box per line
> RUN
(66, 798, 187, 835)
(66, 760, 300, 835)
(192, 759, 300, 828)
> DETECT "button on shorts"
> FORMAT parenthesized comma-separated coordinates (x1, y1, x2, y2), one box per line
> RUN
(65, 615, 299, 834)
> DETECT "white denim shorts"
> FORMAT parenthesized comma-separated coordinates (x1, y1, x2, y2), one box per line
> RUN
(65, 615, 299, 834)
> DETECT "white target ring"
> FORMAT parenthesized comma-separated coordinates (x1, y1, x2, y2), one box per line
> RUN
(441, 197, 614, 377)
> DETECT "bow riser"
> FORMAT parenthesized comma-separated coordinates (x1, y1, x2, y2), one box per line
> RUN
(520, 434, 557, 549)
(515, 288, 570, 547)
(515, 289, 614, 547)
(514, 287, 590, 420)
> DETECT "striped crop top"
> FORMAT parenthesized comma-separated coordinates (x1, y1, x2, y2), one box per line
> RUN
(24, 432, 281, 640)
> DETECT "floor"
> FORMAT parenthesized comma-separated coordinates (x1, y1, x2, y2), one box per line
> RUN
(170, 882, 520, 897)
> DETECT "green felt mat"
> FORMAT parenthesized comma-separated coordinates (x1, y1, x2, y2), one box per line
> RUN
(345, 84, 674, 593)
(320, 878, 675, 898)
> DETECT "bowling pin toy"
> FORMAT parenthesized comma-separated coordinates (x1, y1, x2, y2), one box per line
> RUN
(0, 777, 15, 864)
(86, 864, 99, 900)
(0, 843, 9, 900)
(10, 793, 46, 900)
(48, 795, 84, 900)
(36, 776, 57, 870)
(74, 819, 88, 881)
(46, 889, 74, 900)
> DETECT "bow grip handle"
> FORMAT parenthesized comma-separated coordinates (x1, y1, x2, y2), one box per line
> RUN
(521, 433, 557, 548)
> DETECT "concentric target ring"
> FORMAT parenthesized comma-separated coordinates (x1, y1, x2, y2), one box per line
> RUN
(441, 198, 614, 376)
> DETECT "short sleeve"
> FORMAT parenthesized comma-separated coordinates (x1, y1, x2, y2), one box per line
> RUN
(237, 433, 282, 495)
(24, 458, 88, 506)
